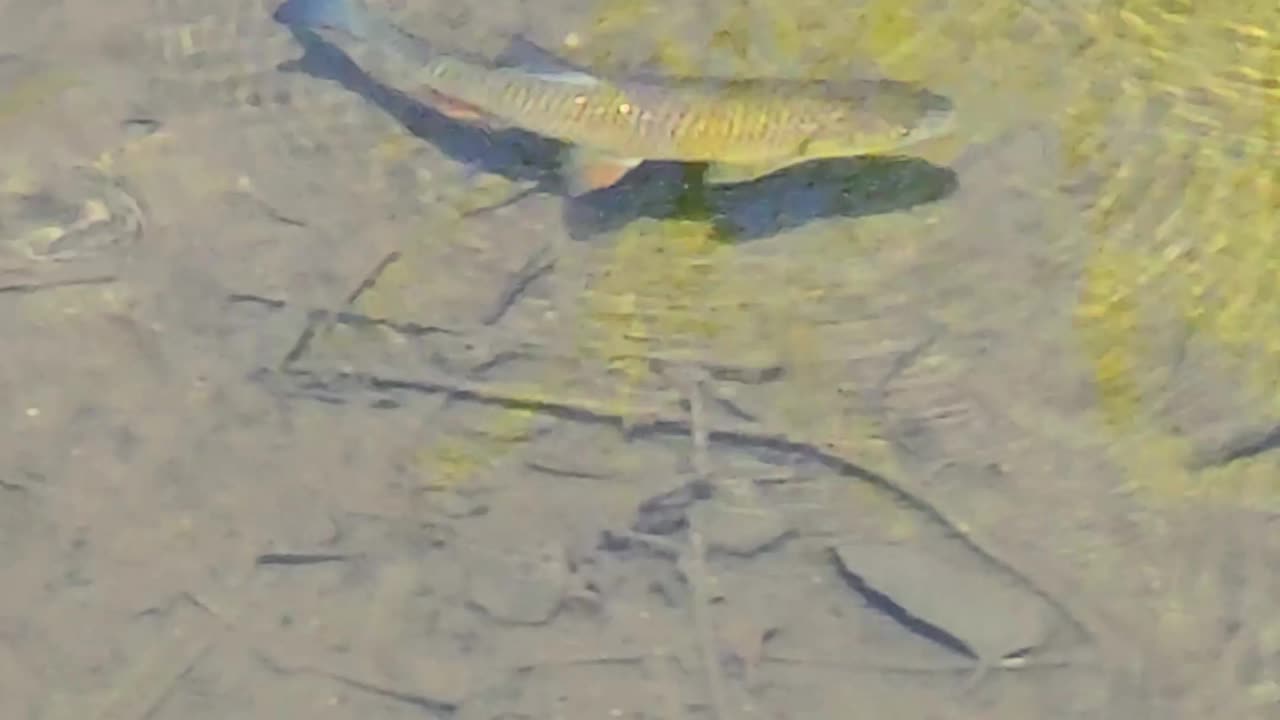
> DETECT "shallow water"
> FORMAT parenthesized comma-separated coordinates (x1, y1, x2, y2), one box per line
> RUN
(2, 1, 1278, 718)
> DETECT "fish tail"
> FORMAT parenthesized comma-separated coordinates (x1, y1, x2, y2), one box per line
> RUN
(273, 0, 371, 38)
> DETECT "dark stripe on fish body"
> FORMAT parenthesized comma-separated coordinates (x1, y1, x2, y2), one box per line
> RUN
(678, 107, 701, 146)
(725, 107, 744, 150)
(671, 104, 690, 142)
(590, 99, 606, 123)
(530, 82, 552, 120)
(546, 84, 571, 124)
(564, 96, 588, 135)
(765, 104, 786, 142)
(532, 82, 553, 118)
(516, 80, 535, 115)
(627, 100, 647, 137)
(701, 108, 720, 147)
(697, 103, 717, 143)
(601, 91, 624, 130)
(642, 107, 665, 145)
(547, 86, 564, 115)
(689, 113, 708, 144)
(667, 105, 686, 141)
(498, 77, 523, 113)
(569, 93, 587, 123)
(716, 106, 733, 144)
(518, 82, 534, 115)
(518, 80, 538, 115)
(558, 86, 583, 129)
(746, 109, 763, 142)
(657, 104, 677, 140)
(592, 89, 613, 127)
(752, 103, 769, 142)
(571, 89, 593, 131)
(773, 107, 790, 140)
(539, 87, 557, 122)
(611, 98, 630, 132)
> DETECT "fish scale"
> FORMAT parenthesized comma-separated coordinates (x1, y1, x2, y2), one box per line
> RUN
(273, 0, 958, 194)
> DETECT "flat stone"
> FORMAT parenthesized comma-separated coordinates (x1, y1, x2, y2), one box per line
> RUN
(464, 540, 569, 625)
(690, 500, 790, 557)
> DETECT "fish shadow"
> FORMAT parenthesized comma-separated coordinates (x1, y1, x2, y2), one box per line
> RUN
(565, 156, 958, 242)
(278, 27, 958, 242)
(278, 27, 562, 187)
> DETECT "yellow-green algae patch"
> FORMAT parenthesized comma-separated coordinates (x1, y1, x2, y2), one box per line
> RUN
(569, 0, 1280, 508)
(1060, 1, 1279, 507)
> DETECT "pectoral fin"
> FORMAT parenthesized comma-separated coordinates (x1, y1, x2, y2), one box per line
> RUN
(561, 148, 642, 195)
(420, 88, 501, 126)
(703, 160, 802, 185)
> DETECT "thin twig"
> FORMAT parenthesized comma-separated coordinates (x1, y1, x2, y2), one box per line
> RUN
(278, 250, 403, 369)
(482, 243, 556, 326)
(762, 650, 1087, 674)
(679, 374, 734, 720)
(682, 529, 732, 720)
(0, 274, 116, 294)
(647, 653, 687, 720)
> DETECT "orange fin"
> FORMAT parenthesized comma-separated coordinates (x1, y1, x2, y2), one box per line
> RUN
(420, 88, 494, 125)
(561, 147, 642, 195)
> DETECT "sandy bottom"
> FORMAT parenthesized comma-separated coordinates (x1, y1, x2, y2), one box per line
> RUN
(1, 1, 1277, 718)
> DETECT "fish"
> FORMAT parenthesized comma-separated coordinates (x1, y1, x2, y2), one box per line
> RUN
(272, 0, 958, 195)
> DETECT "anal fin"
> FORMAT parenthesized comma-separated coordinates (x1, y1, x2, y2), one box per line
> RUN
(561, 147, 642, 195)
(703, 159, 802, 185)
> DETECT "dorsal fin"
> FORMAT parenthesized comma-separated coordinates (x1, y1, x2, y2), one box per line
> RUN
(496, 36, 599, 85)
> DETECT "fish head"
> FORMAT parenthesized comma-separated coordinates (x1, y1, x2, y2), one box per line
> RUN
(799, 82, 957, 159)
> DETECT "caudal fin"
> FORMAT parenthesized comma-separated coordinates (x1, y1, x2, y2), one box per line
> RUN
(273, 0, 370, 36)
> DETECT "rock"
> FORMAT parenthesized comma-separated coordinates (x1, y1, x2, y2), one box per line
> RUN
(464, 540, 569, 625)
(631, 479, 712, 536)
(689, 499, 790, 557)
